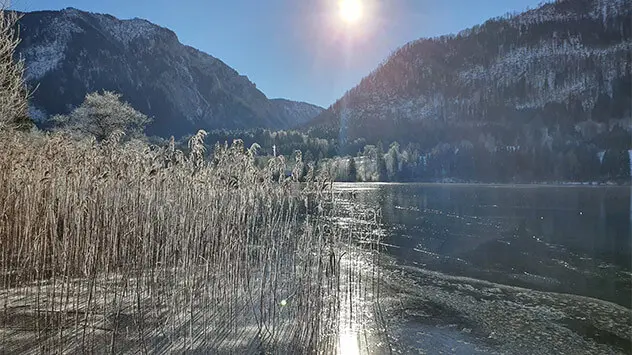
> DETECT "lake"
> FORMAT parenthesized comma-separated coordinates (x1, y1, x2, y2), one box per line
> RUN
(333, 183, 632, 354)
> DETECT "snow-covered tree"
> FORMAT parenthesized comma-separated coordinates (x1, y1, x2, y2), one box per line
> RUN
(347, 157, 357, 182)
(54, 91, 151, 140)
(0, 9, 30, 130)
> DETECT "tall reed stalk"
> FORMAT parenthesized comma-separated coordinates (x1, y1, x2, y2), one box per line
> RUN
(0, 129, 379, 353)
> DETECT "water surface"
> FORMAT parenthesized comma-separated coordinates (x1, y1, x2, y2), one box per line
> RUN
(340, 183, 631, 307)
(334, 183, 632, 354)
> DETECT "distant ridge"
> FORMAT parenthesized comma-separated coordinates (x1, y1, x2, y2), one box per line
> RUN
(17, 8, 324, 137)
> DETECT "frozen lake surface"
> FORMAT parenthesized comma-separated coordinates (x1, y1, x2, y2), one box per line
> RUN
(334, 183, 631, 354)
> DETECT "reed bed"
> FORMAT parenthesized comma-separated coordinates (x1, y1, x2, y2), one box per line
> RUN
(0, 129, 380, 354)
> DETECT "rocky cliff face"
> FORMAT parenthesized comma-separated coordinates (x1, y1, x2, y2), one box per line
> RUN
(18, 8, 323, 138)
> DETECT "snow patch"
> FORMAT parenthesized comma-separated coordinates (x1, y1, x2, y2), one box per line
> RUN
(511, 2, 572, 27)
(96, 16, 158, 46)
(275, 100, 322, 119)
(24, 42, 65, 81)
(591, 0, 630, 27)
(23, 11, 163, 81)
(597, 151, 606, 164)
(23, 15, 84, 81)
(510, 0, 630, 28)
(459, 40, 631, 111)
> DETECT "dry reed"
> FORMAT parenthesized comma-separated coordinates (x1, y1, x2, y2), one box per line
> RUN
(0, 129, 381, 354)
(0, 9, 30, 130)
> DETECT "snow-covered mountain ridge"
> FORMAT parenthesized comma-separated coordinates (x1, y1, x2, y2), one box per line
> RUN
(308, 0, 631, 151)
(17, 8, 323, 137)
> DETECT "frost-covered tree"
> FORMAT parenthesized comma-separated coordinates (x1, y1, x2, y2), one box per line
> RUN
(601, 149, 631, 180)
(347, 157, 357, 182)
(376, 142, 388, 181)
(386, 142, 401, 181)
(0, 9, 30, 130)
(54, 91, 151, 140)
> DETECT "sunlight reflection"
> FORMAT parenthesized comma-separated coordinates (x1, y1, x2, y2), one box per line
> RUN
(336, 250, 368, 355)
(338, 330, 360, 355)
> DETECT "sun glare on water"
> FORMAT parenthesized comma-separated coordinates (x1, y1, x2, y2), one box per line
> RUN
(339, 0, 364, 24)
(338, 330, 360, 354)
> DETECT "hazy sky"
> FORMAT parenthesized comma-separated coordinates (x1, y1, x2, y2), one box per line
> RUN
(13, 0, 544, 107)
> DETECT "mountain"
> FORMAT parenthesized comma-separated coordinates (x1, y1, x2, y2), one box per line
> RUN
(17, 8, 323, 138)
(270, 98, 325, 127)
(307, 0, 631, 182)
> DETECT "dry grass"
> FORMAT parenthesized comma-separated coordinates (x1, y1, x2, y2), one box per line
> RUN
(0, 129, 381, 353)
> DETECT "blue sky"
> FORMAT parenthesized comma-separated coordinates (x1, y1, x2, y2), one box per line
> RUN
(13, 0, 544, 108)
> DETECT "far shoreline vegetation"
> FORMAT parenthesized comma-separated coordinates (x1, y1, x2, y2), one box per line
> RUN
(150, 128, 632, 186)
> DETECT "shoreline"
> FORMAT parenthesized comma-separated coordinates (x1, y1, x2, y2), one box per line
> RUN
(334, 181, 632, 188)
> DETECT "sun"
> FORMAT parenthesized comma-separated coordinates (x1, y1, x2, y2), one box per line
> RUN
(338, 0, 363, 24)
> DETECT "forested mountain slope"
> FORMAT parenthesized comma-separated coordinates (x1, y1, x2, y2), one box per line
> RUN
(308, 0, 631, 182)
